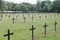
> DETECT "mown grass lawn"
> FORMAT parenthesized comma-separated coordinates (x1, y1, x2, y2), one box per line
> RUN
(0, 13, 60, 40)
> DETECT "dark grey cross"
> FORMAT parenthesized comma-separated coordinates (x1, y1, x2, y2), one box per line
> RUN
(23, 14, 26, 22)
(54, 21, 57, 32)
(30, 25, 36, 40)
(12, 18, 15, 24)
(4, 29, 13, 40)
(43, 23, 47, 36)
(32, 15, 34, 22)
(23, 16, 26, 22)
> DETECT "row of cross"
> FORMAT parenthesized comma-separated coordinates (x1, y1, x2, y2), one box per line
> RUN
(0, 15, 38, 24)
(0, 13, 59, 25)
(3, 21, 57, 40)
(0, 14, 58, 24)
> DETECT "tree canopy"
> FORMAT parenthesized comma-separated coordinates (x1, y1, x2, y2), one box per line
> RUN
(0, 0, 7, 11)
(0, 0, 60, 13)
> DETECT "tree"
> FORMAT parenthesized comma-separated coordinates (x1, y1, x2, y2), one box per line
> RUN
(19, 3, 28, 12)
(6, 2, 16, 11)
(36, 0, 41, 12)
(51, 0, 60, 13)
(0, 0, 7, 18)
(29, 4, 36, 11)
(43, 0, 51, 12)
(0, 0, 7, 11)
(12, 5, 20, 11)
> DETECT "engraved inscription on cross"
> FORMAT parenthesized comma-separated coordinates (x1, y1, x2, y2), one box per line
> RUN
(4, 29, 14, 40)
(43, 23, 47, 36)
(30, 25, 36, 40)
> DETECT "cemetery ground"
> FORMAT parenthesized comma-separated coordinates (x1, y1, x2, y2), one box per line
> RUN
(0, 13, 60, 40)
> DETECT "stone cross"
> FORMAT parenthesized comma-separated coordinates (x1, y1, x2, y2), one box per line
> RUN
(30, 25, 36, 40)
(54, 21, 57, 32)
(23, 16, 26, 22)
(32, 15, 34, 22)
(4, 29, 14, 40)
(43, 23, 47, 36)
(22, 14, 26, 22)
(12, 18, 15, 24)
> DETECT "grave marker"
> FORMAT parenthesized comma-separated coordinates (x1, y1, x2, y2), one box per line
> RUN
(4, 29, 14, 40)
(30, 25, 36, 40)
(39, 16, 41, 19)
(23, 16, 26, 22)
(32, 15, 34, 22)
(22, 14, 26, 22)
(43, 23, 47, 36)
(54, 21, 57, 32)
(12, 18, 15, 24)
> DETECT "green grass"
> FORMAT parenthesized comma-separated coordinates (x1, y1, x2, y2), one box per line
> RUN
(0, 13, 60, 40)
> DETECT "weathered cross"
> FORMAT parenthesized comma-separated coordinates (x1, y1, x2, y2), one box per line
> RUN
(23, 16, 26, 22)
(32, 15, 34, 22)
(4, 29, 13, 40)
(12, 18, 15, 24)
(54, 21, 57, 32)
(23, 14, 26, 22)
(30, 25, 36, 40)
(43, 23, 47, 36)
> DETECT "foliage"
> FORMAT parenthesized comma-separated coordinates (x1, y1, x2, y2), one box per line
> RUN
(0, 0, 60, 13)
(0, 0, 7, 11)
(51, 0, 60, 13)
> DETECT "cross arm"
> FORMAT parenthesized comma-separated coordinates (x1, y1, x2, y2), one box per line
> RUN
(30, 28, 36, 30)
(4, 33, 14, 37)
